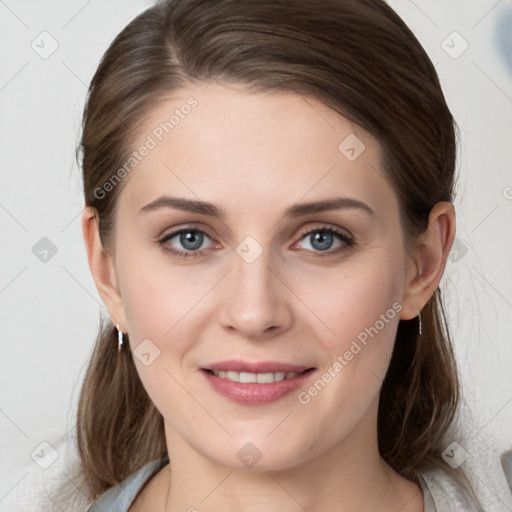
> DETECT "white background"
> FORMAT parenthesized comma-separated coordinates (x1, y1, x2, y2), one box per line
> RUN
(1, 0, 511, 504)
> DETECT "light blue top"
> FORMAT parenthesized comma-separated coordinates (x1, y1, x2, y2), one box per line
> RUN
(86, 456, 438, 511)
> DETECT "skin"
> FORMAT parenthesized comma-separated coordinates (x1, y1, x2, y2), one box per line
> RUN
(82, 82, 455, 512)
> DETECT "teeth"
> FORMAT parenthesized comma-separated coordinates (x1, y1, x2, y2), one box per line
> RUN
(211, 370, 301, 383)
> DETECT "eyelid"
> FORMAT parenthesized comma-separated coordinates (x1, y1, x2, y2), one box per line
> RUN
(158, 223, 355, 258)
(157, 224, 218, 253)
(290, 225, 354, 255)
(155, 221, 215, 240)
(298, 224, 354, 243)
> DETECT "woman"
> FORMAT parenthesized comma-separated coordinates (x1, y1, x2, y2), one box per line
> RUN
(66, 0, 512, 510)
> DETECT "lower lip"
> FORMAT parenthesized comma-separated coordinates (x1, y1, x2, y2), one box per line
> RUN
(200, 368, 316, 405)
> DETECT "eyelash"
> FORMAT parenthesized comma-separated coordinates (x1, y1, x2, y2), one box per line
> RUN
(157, 225, 355, 260)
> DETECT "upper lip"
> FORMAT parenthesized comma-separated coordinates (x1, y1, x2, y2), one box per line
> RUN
(202, 359, 315, 374)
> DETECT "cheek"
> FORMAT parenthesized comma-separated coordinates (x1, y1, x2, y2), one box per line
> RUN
(295, 253, 403, 388)
(292, 251, 405, 427)
(300, 251, 405, 349)
(115, 247, 204, 417)
(115, 239, 208, 340)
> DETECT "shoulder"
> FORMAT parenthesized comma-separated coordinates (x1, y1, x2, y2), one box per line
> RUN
(419, 446, 512, 511)
(502, 449, 512, 490)
(87, 457, 170, 512)
(417, 401, 512, 511)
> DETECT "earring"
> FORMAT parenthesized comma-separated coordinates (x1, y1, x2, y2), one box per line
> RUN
(418, 311, 422, 336)
(116, 323, 124, 352)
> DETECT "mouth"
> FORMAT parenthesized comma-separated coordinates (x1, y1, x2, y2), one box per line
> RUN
(199, 363, 317, 405)
(201, 367, 315, 383)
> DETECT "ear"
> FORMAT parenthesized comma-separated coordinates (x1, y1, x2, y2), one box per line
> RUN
(400, 201, 456, 320)
(81, 206, 127, 330)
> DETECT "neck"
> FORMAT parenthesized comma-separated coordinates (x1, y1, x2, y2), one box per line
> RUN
(160, 401, 423, 512)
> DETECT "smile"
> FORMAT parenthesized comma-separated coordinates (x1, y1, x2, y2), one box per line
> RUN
(201, 368, 316, 405)
(205, 369, 305, 383)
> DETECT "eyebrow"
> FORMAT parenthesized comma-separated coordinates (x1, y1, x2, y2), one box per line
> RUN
(138, 195, 375, 219)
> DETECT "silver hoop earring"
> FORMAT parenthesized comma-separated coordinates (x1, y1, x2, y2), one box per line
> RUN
(418, 312, 422, 336)
(116, 323, 124, 352)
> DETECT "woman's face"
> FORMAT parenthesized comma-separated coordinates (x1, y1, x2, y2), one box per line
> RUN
(104, 83, 419, 470)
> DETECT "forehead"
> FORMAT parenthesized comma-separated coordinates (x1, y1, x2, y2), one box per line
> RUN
(118, 83, 397, 219)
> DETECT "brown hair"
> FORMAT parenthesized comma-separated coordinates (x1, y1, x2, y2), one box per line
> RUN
(70, 0, 479, 507)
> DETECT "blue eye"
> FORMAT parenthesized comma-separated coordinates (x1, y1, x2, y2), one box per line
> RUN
(159, 229, 214, 259)
(296, 227, 354, 255)
(176, 230, 205, 251)
(303, 229, 338, 251)
(158, 225, 354, 259)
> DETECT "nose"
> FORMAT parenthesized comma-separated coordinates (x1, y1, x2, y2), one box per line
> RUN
(218, 247, 293, 340)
